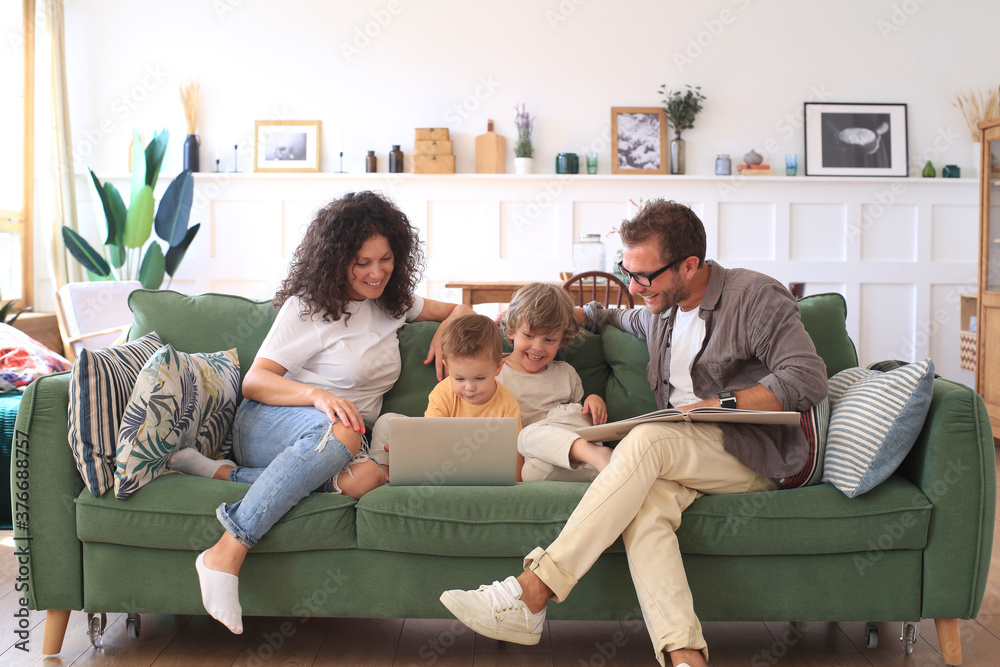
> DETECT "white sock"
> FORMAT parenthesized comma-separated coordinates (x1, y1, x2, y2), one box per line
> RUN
(195, 550, 243, 634)
(168, 448, 235, 479)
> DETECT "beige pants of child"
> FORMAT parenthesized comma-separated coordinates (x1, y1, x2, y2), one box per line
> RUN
(519, 404, 601, 483)
(523, 421, 778, 666)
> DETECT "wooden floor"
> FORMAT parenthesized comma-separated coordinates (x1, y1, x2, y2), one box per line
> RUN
(2, 455, 999, 666)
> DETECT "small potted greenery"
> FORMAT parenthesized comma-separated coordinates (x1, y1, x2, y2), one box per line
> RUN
(658, 84, 706, 174)
(513, 103, 535, 174)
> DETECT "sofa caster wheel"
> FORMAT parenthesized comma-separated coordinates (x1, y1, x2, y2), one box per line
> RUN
(865, 622, 878, 649)
(126, 613, 141, 640)
(87, 612, 107, 648)
(900, 622, 918, 654)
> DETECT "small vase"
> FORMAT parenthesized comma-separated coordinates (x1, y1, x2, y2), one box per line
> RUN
(514, 157, 534, 175)
(922, 160, 936, 178)
(670, 137, 685, 175)
(183, 134, 200, 172)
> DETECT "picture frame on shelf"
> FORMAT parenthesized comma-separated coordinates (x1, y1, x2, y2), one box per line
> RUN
(253, 120, 321, 173)
(804, 103, 908, 177)
(611, 107, 668, 175)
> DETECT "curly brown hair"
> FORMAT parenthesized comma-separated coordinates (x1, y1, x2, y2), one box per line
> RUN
(274, 191, 425, 321)
(621, 198, 706, 268)
(501, 282, 581, 349)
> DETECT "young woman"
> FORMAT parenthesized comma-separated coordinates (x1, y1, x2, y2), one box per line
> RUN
(174, 191, 472, 634)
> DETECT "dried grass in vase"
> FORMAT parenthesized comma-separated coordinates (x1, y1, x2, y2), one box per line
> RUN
(954, 86, 1000, 141)
(179, 81, 200, 135)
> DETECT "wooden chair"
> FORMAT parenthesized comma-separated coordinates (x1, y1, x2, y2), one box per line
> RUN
(54, 281, 140, 362)
(561, 271, 634, 308)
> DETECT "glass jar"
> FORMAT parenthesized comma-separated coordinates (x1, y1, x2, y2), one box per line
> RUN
(572, 233, 606, 274)
(715, 154, 731, 176)
(365, 150, 377, 173)
(389, 145, 404, 173)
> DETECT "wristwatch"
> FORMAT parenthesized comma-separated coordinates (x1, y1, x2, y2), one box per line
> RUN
(717, 390, 737, 409)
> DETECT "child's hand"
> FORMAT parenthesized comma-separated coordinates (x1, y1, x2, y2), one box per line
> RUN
(582, 395, 607, 425)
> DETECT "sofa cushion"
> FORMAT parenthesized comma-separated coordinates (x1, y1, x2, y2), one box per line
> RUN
(679, 475, 931, 554)
(76, 474, 357, 552)
(127, 290, 276, 387)
(114, 346, 240, 499)
(382, 321, 441, 417)
(355, 482, 623, 557)
(67, 332, 165, 498)
(823, 359, 935, 497)
(601, 325, 657, 425)
(797, 292, 858, 377)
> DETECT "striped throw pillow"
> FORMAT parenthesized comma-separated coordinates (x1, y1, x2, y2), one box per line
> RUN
(822, 359, 934, 498)
(67, 332, 164, 497)
(778, 396, 830, 489)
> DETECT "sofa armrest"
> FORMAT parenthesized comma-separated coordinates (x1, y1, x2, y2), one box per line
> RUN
(896, 377, 996, 620)
(13, 372, 85, 612)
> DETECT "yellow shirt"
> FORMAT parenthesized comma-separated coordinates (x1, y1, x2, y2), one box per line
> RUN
(425, 378, 522, 430)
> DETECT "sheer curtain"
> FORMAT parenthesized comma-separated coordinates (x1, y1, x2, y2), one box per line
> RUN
(39, 0, 83, 292)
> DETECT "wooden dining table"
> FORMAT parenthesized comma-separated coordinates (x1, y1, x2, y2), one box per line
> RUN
(444, 281, 562, 307)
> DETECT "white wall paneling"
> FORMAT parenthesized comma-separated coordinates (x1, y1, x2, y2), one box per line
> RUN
(67, 172, 978, 385)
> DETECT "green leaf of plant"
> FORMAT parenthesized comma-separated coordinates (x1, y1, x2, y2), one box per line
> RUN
(164, 223, 199, 276)
(108, 243, 127, 269)
(105, 181, 126, 240)
(139, 242, 165, 289)
(89, 169, 118, 246)
(124, 185, 154, 248)
(86, 269, 115, 281)
(131, 130, 146, 197)
(61, 226, 111, 276)
(154, 170, 193, 246)
(145, 129, 170, 189)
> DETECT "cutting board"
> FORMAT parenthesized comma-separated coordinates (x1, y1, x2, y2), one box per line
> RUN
(475, 120, 505, 174)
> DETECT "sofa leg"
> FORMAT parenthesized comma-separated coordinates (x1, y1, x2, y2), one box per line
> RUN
(43, 609, 71, 655)
(934, 618, 962, 665)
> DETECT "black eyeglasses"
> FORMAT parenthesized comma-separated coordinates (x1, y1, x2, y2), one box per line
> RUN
(617, 256, 685, 287)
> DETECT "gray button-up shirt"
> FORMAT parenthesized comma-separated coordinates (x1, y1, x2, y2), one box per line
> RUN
(585, 261, 828, 478)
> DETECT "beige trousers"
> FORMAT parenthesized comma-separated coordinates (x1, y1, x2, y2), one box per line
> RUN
(523, 421, 778, 666)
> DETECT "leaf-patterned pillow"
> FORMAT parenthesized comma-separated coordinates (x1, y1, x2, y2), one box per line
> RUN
(114, 345, 239, 499)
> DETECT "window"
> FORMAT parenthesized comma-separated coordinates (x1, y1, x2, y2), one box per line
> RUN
(0, 0, 33, 307)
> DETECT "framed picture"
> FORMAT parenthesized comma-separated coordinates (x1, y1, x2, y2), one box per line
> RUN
(804, 103, 908, 177)
(611, 107, 668, 174)
(253, 120, 321, 172)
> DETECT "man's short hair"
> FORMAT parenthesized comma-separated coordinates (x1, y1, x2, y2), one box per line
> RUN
(501, 282, 582, 349)
(620, 199, 707, 268)
(441, 313, 503, 365)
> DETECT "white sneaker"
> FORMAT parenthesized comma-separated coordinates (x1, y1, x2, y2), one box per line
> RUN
(439, 576, 545, 645)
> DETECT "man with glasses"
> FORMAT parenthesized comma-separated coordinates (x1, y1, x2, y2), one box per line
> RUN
(440, 199, 828, 667)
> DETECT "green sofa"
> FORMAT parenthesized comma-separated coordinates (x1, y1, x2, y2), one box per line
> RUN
(14, 289, 995, 664)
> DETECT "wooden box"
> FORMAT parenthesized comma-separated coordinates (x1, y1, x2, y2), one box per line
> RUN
(412, 154, 456, 174)
(415, 128, 450, 141)
(960, 293, 977, 372)
(414, 140, 454, 156)
(12, 312, 64, 356)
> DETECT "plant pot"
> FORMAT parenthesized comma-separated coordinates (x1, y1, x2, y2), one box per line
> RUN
(183, 134, 200, 172)
(670, 137, 685, 175)
(514, 157, 534, 175)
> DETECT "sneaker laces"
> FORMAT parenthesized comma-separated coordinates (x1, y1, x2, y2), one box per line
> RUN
(481, 579, 529, 626)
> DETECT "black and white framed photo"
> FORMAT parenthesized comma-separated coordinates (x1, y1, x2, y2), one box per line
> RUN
(611, 107, 668, 174)
(804, 103, 908, 177)
(253, 120, 321, 172)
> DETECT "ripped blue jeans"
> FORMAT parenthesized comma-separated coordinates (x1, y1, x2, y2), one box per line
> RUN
(216, 399, 354, 548)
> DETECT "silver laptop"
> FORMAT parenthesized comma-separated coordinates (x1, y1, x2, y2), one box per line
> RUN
(387, 416, 519, 486)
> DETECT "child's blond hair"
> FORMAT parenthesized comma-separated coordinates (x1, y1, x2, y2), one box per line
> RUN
(501, 282, 582, 349)
(441, 313, 504, 364)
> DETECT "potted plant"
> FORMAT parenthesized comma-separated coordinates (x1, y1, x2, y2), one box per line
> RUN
(658, 84, 706, 174)
(62, 129, 200, 289)
(513, 103, 535, 175)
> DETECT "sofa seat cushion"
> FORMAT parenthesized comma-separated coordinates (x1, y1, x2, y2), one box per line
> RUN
(677, 476, 932, 555)
(76, 474, 357, 552)
(356, 481, 623, 557)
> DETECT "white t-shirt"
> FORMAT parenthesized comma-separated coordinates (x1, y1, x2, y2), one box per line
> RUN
(256, 294, 425, 426)
(498, 360, 584, 427)
(668, 306, 706, 408)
